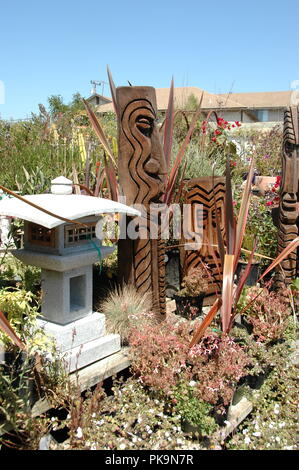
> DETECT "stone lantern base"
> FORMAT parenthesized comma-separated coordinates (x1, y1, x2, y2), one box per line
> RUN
(37, 312, 121, 373)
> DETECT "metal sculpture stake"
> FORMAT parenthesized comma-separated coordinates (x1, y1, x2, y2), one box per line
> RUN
(180, 177, 226, 303)
(276, 107, 299, 285)
(117, 86, 167, 316)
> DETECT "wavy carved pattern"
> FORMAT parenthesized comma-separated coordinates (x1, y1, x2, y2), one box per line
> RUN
(117, 87, 166, 316)
(276, 107, 299, 286)
(180, 177, 226, 303)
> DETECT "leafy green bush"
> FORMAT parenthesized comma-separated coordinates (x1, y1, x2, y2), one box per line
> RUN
(172, 382, 216, 435)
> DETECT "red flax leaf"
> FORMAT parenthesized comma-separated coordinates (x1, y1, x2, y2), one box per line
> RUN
(163, 77, 175, 168)
(107, 65, 119, 119)
(234, 240, 257, 309)
(173, 161, 187, 204)
(228, 240, 257, 331)
(82, 99, 116, 166)
(225, 158, 235, 255)
(0, 311, 26, 350)
(212, 166, 225, 268)
(72, 183, 94, 197)
(164, 92, 204, 205)
(94, 166, 106, 198)
(104, 153, 119, 202)
(234, 158, 255, 272)
(189, 298, 222, 348)
(258, 236, 299, 281)
(160, 110, 190, 136)
(221, 254, 235, 333)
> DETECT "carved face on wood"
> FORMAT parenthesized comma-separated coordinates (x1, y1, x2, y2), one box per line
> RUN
(117, 86, 167, 207)
(282, 107, 299, 194)
(180, 177, 226, 301)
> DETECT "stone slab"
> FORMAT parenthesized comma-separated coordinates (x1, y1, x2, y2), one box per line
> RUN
(70, 347, 130, 390)
(14, 246, 115, 271)
(29, 348, 130, 419)
(36, 312, 106, 352)
(63, 333, 121, 372)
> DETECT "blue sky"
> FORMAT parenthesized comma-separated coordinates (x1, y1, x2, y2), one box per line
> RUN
(0, 0, 298, 120)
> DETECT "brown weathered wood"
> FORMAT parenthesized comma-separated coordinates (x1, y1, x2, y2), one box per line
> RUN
(117, 87, 166, 316)
(276, 107, 299, 286)
(180, 177, 226, 303)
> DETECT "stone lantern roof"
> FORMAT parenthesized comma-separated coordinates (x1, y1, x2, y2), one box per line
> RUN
(0, 176, 140, 228)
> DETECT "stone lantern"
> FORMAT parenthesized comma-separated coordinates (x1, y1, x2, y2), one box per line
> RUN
(0, 176, 140, 371)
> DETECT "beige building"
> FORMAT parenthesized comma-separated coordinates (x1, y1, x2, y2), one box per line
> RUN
(92, 87, 292, 125)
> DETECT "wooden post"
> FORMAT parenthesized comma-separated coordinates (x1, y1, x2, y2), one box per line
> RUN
(276, 107, 299, 285)
(117, 87, 167, 316)
(180, 177, 226, 304)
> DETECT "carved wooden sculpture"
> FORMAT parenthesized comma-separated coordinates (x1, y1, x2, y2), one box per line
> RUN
(276, 107, 299, 285)
(180, 177, 226, 303)
(117, 86, 167, 316)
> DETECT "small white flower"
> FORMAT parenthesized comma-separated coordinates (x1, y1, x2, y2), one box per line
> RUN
(278, 422, 286, 428)
(165, 432, 170, 438)
(75, 427, 83, 439)
(252, 431, 261, 437)
(244, 436, 251, 444)
(275, 436, 280, 442)
(177, 438, 183, 445)
(148, 408, 155, 413)
(96, 419, 104, 426)
(274, 404, 280, 415)
(242, 429, 248, 434)
(92, 413, 96, 418)
(189, 380, 197, 387)
(132, 436, 137, 443)
(137, 416, 142, 423)
(119, 443, 126, 450)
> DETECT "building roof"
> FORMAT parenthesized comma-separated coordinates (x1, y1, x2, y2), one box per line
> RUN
(218, 91, 293, 109)
(86, 93, 112, 104)
(96, 86, 245, 113)
(0, 194, 140, 229)
(96, 87, 293, 113)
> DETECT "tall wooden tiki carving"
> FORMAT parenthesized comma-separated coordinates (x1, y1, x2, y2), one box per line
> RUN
(180, 177, 226, 303)
(276, 107, 299, 286)
(117, 86, 167, 316)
